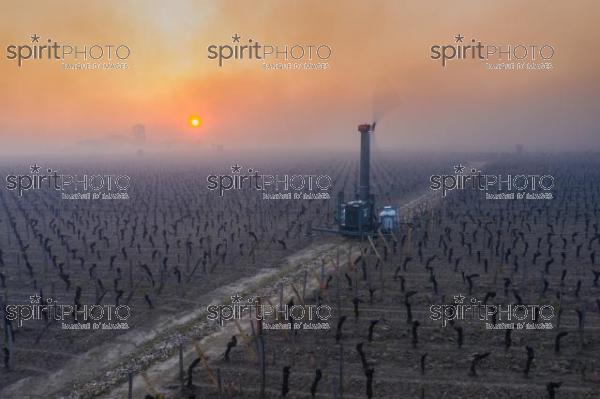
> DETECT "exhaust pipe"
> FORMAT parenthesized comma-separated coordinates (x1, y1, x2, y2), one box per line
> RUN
(358, 123, 373, 202)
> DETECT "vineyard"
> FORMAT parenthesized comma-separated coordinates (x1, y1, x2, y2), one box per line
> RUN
(1, 153, 599, 399)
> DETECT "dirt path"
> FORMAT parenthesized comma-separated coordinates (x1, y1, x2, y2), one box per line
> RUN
(100, 241, 360, 398)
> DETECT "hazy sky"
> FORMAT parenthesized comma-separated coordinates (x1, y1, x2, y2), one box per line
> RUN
(0, 0, 599, 155)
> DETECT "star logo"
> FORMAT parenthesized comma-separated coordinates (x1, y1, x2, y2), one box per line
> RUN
(454, 34, 464, 43)
(453, 164, 465, 174)
(231, 294, 243, 303)
(30, 164, 41, 173)
(31, 34, 40, 43)
(453, 294, 465, 304)
(232, 34, 241, 43)
(29, 294, 41, 304)
(231, 164, 242, 173)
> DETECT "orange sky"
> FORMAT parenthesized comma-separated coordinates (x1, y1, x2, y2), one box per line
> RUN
(0, 0, 599, 154)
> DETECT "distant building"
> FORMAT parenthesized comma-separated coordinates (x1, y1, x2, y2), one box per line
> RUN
(515, 144, 524, 155)
(132, 124, 146, 145)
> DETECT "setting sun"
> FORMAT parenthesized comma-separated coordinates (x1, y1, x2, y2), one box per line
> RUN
(188, 116, 202, 128)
